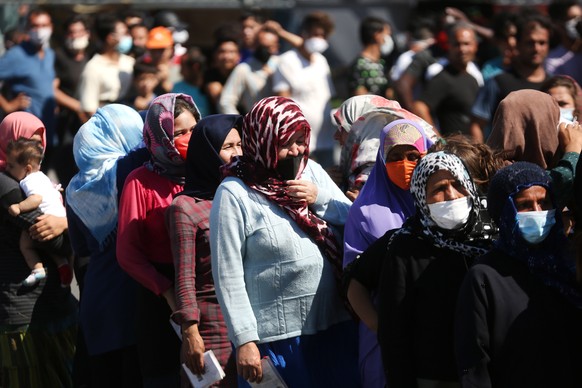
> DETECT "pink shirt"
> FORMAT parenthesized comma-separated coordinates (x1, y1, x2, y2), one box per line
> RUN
(117, 166, 183, 295)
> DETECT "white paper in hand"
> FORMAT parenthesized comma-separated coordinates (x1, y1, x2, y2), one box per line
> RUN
(182, 350, 226, 388)
(249, 357, 288, 388)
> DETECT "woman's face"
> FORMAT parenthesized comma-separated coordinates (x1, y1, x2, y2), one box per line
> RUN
(513, 185, 552, 212)
(173, 110, 197, 139)
(425, 169, 469, 204)
(219, 128, 242, 163)
(278, 130, 307, 161)
(547, 86, 576, 109)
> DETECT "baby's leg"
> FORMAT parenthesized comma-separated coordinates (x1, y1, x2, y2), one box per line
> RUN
(20, 230, 43, 271)
(20, 231, 47, 286)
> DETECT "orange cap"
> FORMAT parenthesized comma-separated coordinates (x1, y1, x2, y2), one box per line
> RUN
(146, 26, 173, 49)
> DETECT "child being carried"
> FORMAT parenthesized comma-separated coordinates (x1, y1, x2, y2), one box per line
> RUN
(4, 137, 73, 287)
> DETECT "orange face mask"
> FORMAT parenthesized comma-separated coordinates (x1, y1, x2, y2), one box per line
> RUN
(174, 131, 192, 160)
(385, 159, 417, 190)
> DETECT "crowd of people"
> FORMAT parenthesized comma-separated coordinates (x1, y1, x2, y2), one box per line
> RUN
(2, 3, 582, 388)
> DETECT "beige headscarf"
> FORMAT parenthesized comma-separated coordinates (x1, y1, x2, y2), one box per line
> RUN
(487, 89, 560, 169)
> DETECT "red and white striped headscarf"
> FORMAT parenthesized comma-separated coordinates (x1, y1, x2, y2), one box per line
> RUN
(223, 96, 343, 278)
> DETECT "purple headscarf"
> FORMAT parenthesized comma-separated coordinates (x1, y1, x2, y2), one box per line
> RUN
(343, 119, 433, 267)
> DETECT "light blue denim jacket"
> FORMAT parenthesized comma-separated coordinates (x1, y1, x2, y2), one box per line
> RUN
(210, 160, 352, 347)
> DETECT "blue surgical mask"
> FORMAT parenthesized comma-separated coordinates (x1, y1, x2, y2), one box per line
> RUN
(116, 36, 133, 54)
(560, 107, 575, 123)
(516, 209, 556, 244)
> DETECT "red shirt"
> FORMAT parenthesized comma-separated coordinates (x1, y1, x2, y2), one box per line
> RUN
(117, 166, 183, 295)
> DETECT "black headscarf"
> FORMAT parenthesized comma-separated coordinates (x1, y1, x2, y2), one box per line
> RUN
(488, 161, 582, 308)
(178, 114, 242, 200)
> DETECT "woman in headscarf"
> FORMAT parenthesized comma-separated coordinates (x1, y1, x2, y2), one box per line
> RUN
(541, 74, 582, 123)
(367, 151, 490, 387)
(66, 104, 149, 386)
(0, 112, 77, 388)
(487, 89, 582, 209)
(456, 161, 582, 388)
(167, 114, 243, 387)
(116, 93, 200, 386)
(332, 94, 435, 201)
(210, 96, 359, 387)
(342, 118, 433, 388)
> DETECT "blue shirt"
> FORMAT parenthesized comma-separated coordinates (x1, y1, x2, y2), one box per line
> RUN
(0, 42, 56, 141)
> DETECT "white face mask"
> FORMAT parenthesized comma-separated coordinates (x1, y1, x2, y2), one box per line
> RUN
(427, 196, 472, 230)
(172, 29, 189, 45)
(65, 35, 89, 51)
(565, 17, 582, 40)
(304, 37, 328, 54)
(380, 34, 394, 56)
(29, 27, 52, 48)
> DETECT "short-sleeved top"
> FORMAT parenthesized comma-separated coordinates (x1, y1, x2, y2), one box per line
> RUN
(546, 44, 582, 86)
(20, 171, 65, 217)
(272, 49, 335, 152)
(349, 55, 389, 97)
(78, 53, 135, 113)
(54, 47, 90, 98)
(419, 64, 480, 136)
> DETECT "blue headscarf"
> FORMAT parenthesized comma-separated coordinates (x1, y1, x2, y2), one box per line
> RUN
(66, 104, 144, 249)
(179, 114, 242, 200)
(488, 161, 582, 307)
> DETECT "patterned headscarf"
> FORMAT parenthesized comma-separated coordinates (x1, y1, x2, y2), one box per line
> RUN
(333, 95, 437, 191)
(405, 151, 488, 257)
(179, 114, 242, 200)
(0, 112, 46, 171)
(223, 96, 343, 277)
(143, 93, 200, 183)
(487, 161, 582, 307)
(66, 104, 144, 249)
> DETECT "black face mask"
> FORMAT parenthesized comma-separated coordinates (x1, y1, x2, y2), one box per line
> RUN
(276, 155, 303, 181)
(131, 45, 146, 58)
(254, 46, 272, 64)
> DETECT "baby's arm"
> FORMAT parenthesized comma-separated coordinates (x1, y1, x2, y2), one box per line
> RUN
(8, 194, 42, 216)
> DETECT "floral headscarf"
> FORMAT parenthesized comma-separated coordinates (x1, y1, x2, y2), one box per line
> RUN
(143, 93, 200, 183)
(405, 151, 487, 258)
(66, 104, 144, 249)
(487, 161, 582, 307)
(223, 96, 342, 277)
(333, 95, 437, 191)
(0, 112, 46, 171)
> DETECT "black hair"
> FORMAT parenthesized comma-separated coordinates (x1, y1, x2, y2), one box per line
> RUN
(94, 13, 123, 43)
(359, 16, 388, 45)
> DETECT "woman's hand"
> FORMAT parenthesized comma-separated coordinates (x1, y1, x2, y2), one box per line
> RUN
(236, 341, 262, 383)
(346, 189, 359, 202)
(285, 179, 318, 205)
(29, 214, 67, 241)
(182, 323, 206, 376)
